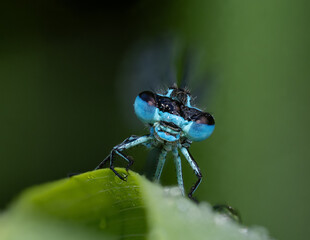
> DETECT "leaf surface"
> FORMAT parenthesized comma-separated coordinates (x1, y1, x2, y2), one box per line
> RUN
(0, 168, 272, 240)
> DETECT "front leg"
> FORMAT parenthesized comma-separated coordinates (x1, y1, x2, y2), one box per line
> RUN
(180, 147, 202, 199)
(172, 147, 185, 196)
(153, 147, 168, 182)
(95, 135, 152, 180)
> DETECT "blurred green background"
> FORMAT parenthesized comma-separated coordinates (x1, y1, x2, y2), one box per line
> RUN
(0, 1, 309, 240)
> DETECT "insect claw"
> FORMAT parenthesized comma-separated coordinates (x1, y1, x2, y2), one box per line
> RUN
(117, 172, 128, 181)
(120, 175, 127, 181)
(110, 166, 127, 181)
(188, 194, 199, 203)
(116, 173, 127, 181)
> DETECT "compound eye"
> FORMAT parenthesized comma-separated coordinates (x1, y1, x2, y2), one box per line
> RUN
(185, 112, 215, 142)
(134, 91, 157, 124)
(194, 113, 215, 125)
(139, 91, 156, 107)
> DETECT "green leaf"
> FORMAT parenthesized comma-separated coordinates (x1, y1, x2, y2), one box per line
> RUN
(0, 168, 272, 240)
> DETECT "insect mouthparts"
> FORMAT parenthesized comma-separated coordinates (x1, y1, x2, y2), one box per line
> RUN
(160, 121, 181, 131)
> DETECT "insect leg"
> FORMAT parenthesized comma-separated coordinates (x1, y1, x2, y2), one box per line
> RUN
(180, 147, 202, 199)
(114, 150, 133, 171)
(95, 135, 152, 180)
(153, 148, 168, 182)
(172, 147, 185, 196)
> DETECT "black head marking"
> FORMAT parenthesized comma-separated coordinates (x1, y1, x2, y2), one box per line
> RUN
(156, 96, 181, 116)
(142, 87, 214, 126)
(180, 106, 215, 125)
(169, 87, 191, 106)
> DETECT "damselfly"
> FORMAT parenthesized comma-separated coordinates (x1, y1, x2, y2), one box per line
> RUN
(95, 83, 215, 199)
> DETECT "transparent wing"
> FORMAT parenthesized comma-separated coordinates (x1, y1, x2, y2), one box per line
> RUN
(116, 36, 178, 128)
(115, 35, 215, 128)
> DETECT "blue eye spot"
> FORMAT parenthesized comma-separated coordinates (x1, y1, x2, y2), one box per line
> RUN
(186, 122, 215, 141)
(134, 91, 157, 124)
(185, 113, 215, 141)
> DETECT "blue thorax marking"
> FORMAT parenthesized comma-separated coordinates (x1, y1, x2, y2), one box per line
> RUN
(186, 96, 192, 107)
(164, 89, 174, 97)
